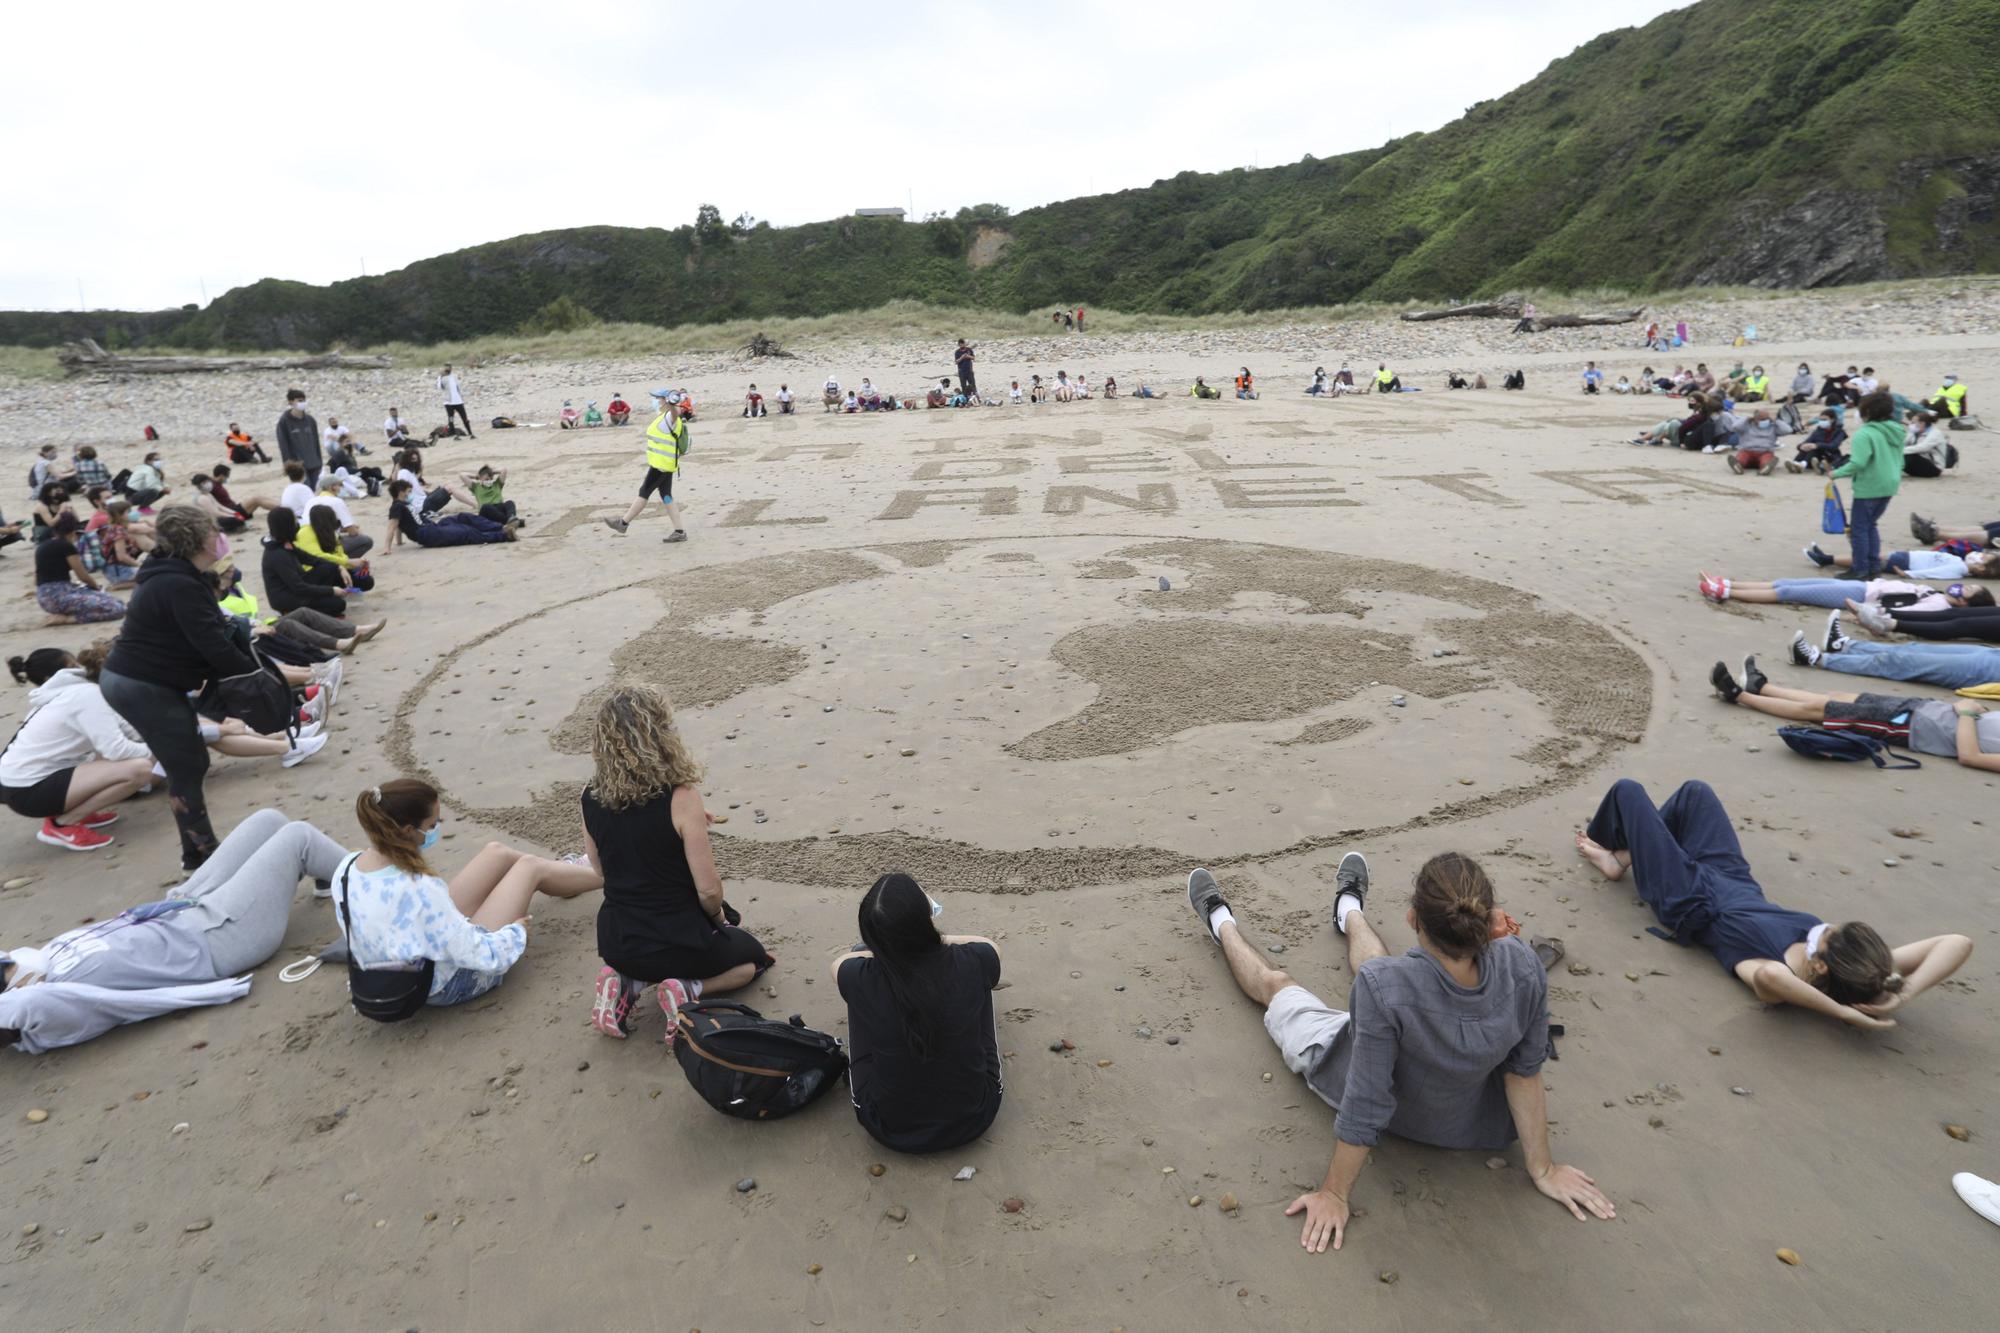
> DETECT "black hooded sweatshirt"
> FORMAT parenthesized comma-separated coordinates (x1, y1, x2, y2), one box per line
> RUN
(103, 557, 257, 692)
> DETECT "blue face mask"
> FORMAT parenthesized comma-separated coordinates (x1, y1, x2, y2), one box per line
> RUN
(420, 823, 441, 851)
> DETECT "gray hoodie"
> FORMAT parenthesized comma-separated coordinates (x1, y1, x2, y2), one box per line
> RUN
(0, 902, 242, 1054)
(1735, 416, 1797, 453)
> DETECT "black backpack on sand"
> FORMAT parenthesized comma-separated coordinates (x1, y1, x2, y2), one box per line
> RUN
(674, 1001, 847, 1121)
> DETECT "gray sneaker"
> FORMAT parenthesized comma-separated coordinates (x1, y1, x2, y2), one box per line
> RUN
(664, 529, 688, 544)
(1333, 852, 1369, 930)
(1186, 868, 1227, 940)
(603, 517, 629, 534)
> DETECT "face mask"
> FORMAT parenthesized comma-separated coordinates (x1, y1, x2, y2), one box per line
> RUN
(420, 823, 441, 850)
(293, 401, 308, 412)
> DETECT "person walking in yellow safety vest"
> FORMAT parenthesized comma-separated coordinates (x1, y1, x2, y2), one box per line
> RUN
(603, 389, 690, 543)
(1925, 375, 1969, 420)
(1374, 364, 1401, 394)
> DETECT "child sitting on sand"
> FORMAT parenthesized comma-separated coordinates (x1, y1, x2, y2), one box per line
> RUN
(559, 401, 582, 429)
(1578, 779, 1971, 1029)
(743, 385, 767, 418)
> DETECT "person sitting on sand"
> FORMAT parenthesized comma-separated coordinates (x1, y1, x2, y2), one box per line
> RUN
(1190, 377, 1221, 400)
(1050, 371, 1073, 402)
(859, 379, 884, 410)
(1185, 855, 1613, 1254)
(607, 394, 632, 426)
(583, 685, 770, 1043)
(1708, 655, 2000, 776)
(383, 480, 519, 550)
(208, 464, 278, 522)
(926, 381, 949, 409)
(1783, 409, 1849, 473)
(1133, 381, 1161, 399)
(1332, 364, 1357, 394)
(1724, 407, 1797, 475)
(560, 400, 582, 430)
(831, 872, 1002, 1154)
(225, 424, 270, 465)
(775, 384, 794, 415)
(126, 450, 170, 510)
(297, 505, 376, 595)
(1581, 362, 1604, 395)
(1235, 368, 1258, 400)
(1103, 376, 1119, 398)
(1692, 364, 1716, 394)
(262, 508, 359, 620)
(0, 809, 357, 1052)
(30, 482, 75, 543)
(459, 465, 516, 525)
(822, 377, 842, 412)
(334, 778, 601, 1013)
(1924, 374, 1968, 421)
(1, 647, 155, 852)
(35, 513, 124, 626)
(1578, 779, 1972, 1030)
(1029, 375, 1048, 403)
(1502, 369, 1526, 391)
(1374, 364, 1401, 394)
(1308, 366, 1330, 396)
(1903, 411, 1954, 478)
(1611, 375, 1634, 395)
(740, 384, 766, 418)
(842, 389, 859, 413)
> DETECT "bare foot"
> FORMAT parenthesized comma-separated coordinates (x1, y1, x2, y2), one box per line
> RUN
(1574, 831, 1626, 880)
(356, 619, 386, 643)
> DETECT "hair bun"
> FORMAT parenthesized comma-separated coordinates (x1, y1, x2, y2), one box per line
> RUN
(1882, 970, 1906, 994)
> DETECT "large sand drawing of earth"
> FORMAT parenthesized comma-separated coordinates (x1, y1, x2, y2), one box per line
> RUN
(388, 537, 1651, 890)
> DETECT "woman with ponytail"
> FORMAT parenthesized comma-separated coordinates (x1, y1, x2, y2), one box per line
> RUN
(1578, 778, 1972, 1029)
(334, 777, 602, 1008)
(829, 873, 1003, 1154)
(1186, 849, 1612, 1254)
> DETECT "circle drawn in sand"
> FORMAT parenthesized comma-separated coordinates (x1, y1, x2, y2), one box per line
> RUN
(391, 536, 1649, 891)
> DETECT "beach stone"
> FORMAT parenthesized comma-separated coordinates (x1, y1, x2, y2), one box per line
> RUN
(1776, 1248, 1801, 1266)
(954, 1166, 976, 1181)
(172, 1122, 190, 1135)
(1097, 1059, 1113, 1068)
(184, 1218, 213, 1233)
(1648, 1115, 1666, 1129)
(1113, 984, 1125, 991)
(899, 748, 917, 757)
(869, 1163, 886, 1177)
(1002, 1197, 1025, 1213)
(1188, 1195, 1202, 1207)
(735, 1178, 756, 1193)
(343, 1191, 361, 1204)
(1166, 1036, 1180, 1045)
(1882, 858, 1899, 868)
(1708, 1046, 1722, 1055)
(1731, 1087, 1751, 1097)
(24, 1108, 48, 1123)
(1379, 1270, 1399, 1285)
(885, 1205, 908, 1222)
(1945, 1124, 1971, 1141)
(806, 1263, 823, 1276)
(1136, 1026, 1153, 1039)
(1219, 1193, 1240, 1213)
(1048, 1041, 1065, 1052)
(21, 1223, 38, 1236)
(582, 1152, 597, 1164)
(1486, 1157, 1507, 1170)
(3, 877, 31, 889)
(577, 1061, 589, 1072)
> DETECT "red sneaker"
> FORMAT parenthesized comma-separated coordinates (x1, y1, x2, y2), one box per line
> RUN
(77, 809, 119, 828)
(37, 818, 113, 851)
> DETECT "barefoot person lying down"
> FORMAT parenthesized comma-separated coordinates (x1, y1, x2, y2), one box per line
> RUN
(1187, 854, 1613, 1254)
(1578, 780, 1971, 1030)
(1710, 657, 2000, 772)
(0, 810, 347, 1052)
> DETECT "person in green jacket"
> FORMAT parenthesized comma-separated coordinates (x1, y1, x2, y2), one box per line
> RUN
(1830, 391, 1905, 579)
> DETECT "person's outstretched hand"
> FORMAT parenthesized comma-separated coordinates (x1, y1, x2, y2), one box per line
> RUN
(1854, 990, 1905, 1019)
(1532, 1164, 1616, 1221)
(1841, 1006, 1897, 1029)
(1284, 1188, 1348, 1253)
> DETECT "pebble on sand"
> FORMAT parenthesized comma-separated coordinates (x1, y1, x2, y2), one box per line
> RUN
(582, 1152, 598, 1164)
(1002, 1197, 1025, 1213)
(885, 1205, 908, 1222)
(172, 1122, 190, 1135)
(1165, 1036, 1180, 1045)
(1731, 1087, 1751, 1097)
(869, 1163, 886, 1176)
(25, 1108, 49, 1123)
(1945, 1124, 1971, 1141)
(1486, 1157, 1507, 1170)
(1219, 1194, 1240, 1213)
(1379, 1270, 1400, 1285)
(736, 1178, 757, 1193)
(1776, 1248, 1801, 1266)
(184, 1218, 214, 1233)
(1882, 858, 1899, 868)
(954, 1166, 977, 1181)
(1188, 1195, 1203, 1207)
(1049, 1041, 1066, 1052)
(807, 1263, 823, 1276)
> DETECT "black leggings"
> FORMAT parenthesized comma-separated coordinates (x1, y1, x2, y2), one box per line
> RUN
(445, 403, 473, 434)
(99, 668, 217, 868)
(1887, 607, 2000, 643)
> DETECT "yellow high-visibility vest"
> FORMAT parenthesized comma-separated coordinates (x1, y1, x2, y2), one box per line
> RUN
(644, 412, 686, 473)
(1936, 382, 1967, 416)
(1375, 368, 1394, 386)
(1744, 374, 1769, 396)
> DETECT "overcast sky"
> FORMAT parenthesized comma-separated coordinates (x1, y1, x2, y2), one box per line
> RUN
(1, 0, 1687, 311)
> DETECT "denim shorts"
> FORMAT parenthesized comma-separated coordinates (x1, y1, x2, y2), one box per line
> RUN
(428, 967, 506, 1007)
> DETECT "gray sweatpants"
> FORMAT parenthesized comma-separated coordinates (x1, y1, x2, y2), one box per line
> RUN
(179, 809, 349, 976)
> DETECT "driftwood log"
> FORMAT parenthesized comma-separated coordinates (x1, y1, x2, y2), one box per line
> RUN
(1399, 300, 1523, 322)
(739, 332, 794, 359)
(57, 338, 391, 376)
(1523, 309, 1644, 331)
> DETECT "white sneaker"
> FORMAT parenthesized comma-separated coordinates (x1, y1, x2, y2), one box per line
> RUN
(282, 733, 329, 768)
(1954, 1172, 2000, 1226)
(296, 717, 325, 740)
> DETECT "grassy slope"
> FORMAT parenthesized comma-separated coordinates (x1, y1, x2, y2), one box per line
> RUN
(5, 0, 1995, 351)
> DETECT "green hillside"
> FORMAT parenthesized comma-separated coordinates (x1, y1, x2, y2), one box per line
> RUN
(10, 0, 1997, 351)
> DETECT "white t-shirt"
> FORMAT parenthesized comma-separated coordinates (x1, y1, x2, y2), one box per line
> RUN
(310, 494, 356, 528)
(323, 423, 352, 446)
(824, 378, 840, 393)
(438, 374, 464, 406)
(776, 388, 793, 403)
(1851, 376, 1878, 395)
(280, 481, 317, 519)
(384, 415, 407, 437)
(1009, 385, 1023, 401)
(396, 467, 422, 492)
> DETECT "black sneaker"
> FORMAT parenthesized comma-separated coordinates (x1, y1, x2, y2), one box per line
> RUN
(1803, 543, 1833, 568)
(1742, 655, 1768, 696)
(1909, 512, 1935, 543)
(1187, 867, 1228, 941)
(1332, 852, 1369, 933)
(1823, 609, 1851, 654)
(664, 529, 688, 544)
(1709, 661, 1741, 703)
(1789, 631, 1821, 668)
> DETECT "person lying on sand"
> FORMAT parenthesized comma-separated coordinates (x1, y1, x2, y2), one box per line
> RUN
(1186, 855, 1612, 1254)
(583, 686, 769, 1042)
(384, 480, 519, 549)
(1697, 571, 1988, 612)
(0, 810, 348, 1051)
(1787, 614, 2000, 687)
(830, 873, 1002, 1154)
(1577, 780, 1971, 1030)
(1800, 542, 2000, 580)
(1709, 656, 2000, 773)
(333, 778, 601, 1013)
(1844, 594, 2000, 644)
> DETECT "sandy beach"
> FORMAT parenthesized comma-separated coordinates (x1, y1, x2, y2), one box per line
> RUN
(2, 295, 1996, 1330)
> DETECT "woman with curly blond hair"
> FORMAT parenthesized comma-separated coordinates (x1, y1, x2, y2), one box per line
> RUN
(582, 685, 770, 1042)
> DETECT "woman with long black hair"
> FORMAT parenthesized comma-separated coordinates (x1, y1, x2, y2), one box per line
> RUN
(830, 873, 1003, 1154)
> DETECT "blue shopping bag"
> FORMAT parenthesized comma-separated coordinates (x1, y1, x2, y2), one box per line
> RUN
(1821, 481, 1847, 536)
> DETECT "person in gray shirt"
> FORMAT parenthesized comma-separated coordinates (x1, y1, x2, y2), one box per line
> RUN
(1186, 851, 1615, 1254)
(1, 809, 345, 1053)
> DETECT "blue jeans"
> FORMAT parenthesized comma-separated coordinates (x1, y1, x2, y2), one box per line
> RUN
(1772, 578, 1868, 609)
(1820, 640, 2000, 688)
(1848, 495, 1892, 577)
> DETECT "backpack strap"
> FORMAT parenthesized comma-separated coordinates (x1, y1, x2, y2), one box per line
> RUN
(331, 852, 363, 957)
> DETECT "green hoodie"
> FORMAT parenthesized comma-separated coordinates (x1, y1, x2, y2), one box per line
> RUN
(1831, 419, 1904, 499)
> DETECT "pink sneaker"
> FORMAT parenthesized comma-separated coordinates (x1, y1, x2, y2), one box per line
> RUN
(658, 979, 693, 1048)
(1699, 574, 1726, 602)
(37, 818, 113, 851)
(589, 966, 638, 1039)
(77, 809, 119, 828)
